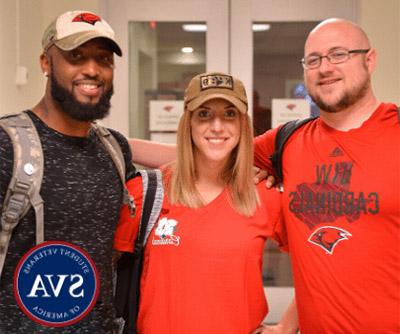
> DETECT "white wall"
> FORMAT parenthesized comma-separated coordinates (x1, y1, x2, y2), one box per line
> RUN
(0, 0, 41, 115)
(0, 1, 17, 115)
(359, 0, 400, 104)
(0, 0, 99, 116)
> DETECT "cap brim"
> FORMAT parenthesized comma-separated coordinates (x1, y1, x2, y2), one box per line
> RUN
(186, 93, 247, 114)
(54, 31, 122, 56)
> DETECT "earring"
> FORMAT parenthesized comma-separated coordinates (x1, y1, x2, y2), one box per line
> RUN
(44, 71, 48, 77)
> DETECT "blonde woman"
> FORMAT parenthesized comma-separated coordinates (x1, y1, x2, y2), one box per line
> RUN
(114, 72, 295, 333)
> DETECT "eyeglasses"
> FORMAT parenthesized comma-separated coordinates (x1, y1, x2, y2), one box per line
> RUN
(300, 48, 370, 69)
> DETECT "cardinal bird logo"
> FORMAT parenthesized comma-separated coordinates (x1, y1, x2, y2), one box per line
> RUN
(286, 103, 296, 110)
(72, 13, 101, 25)
(308, 226, 352, 254)
(163, 105, 174, 112)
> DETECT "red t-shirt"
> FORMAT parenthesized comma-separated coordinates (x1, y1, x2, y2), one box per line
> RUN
(114, 178, 283, 334)
(254, 103, 400, 333)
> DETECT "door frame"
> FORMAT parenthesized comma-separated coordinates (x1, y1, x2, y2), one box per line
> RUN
(230, 0, 359, 118)
(100, 0, 230, 135)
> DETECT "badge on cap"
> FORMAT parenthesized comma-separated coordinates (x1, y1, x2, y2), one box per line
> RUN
(200, 74, 234, 91)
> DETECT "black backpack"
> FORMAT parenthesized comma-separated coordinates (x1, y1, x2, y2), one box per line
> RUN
(114, 169, 164, 334)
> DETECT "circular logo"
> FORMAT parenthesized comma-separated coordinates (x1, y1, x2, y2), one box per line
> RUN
(14, 241, 100, 327)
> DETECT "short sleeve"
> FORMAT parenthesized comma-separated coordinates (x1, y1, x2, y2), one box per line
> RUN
(253, 127, 279, 173)
(114, 175, 144, 252)
(256, 182, 289, 252)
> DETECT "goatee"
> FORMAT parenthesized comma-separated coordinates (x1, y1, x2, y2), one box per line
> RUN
(309, 72, 370, 113)
(311, 81, 369, 113)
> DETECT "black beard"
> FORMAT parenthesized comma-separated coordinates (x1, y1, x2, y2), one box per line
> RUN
(50, 71, 113, 122)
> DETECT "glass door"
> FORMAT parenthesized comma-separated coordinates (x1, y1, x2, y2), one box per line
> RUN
(102, 0, 230, 138)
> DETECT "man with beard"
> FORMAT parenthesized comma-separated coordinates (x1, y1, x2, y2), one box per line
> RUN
(253, 18, 399, 334)
(0, 11, 135, 333)
(130, 18, 399, 334)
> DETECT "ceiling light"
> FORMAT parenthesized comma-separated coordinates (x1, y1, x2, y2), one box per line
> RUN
(182, 24, 207, 32)
(181, 47, 194, 53)
(182, 23, 271, 32)
(252, 24, 271, 32)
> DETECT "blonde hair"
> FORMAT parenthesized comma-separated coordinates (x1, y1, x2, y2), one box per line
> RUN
(167, 107, 259, 216)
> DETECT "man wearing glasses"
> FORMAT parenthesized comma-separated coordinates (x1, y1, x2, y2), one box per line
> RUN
(253, 18, 399, 334)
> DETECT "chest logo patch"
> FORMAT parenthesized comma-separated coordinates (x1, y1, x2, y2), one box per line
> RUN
(308, 226, 352, 254)
(152, 217, 180, 246)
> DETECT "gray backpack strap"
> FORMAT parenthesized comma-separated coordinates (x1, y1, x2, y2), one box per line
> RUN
(0, 112, 44, 279)
(91, 124, 135, 216)
(136, 169, 164, 246)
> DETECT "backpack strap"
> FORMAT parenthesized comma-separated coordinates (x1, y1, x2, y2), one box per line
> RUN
(0, 111, 44, 279)
(270, 117, 317, 183)
(114, 169, 164, 334)
(91, 124, 136, 216)
(125, 169, 163, 334)
(135, 169, 164, 252)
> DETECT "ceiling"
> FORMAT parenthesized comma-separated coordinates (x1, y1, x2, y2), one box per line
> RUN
(155, 21, 319, 63)
(253, 21, 318, 57)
